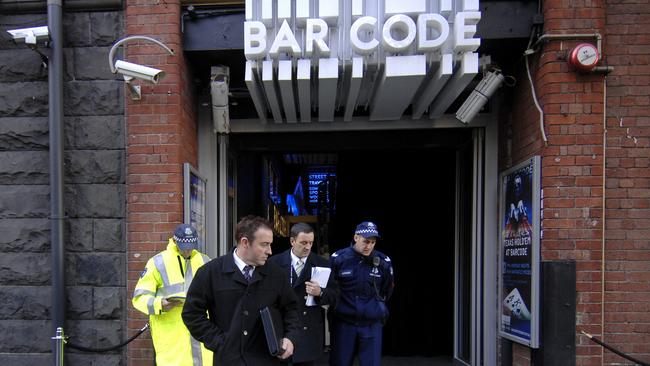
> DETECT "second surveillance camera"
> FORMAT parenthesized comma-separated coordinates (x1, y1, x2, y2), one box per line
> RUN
(114, 60, 165, 84)
(7, 26, 50, 46)
(456, 70, 505, 124)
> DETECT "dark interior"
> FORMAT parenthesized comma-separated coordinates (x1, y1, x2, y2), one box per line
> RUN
(231, 129, 472, 357)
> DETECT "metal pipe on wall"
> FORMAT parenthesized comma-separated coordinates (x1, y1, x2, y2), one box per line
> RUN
(48, 0, 66, 363)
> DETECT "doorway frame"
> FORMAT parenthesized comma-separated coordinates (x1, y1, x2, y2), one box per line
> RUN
(197, 107, 499, 365)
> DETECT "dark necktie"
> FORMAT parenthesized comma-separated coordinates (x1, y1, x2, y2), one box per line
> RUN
(243, 265, 253, 282)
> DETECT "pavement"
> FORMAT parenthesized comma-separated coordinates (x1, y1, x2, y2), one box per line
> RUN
(313, 352, 454, 365)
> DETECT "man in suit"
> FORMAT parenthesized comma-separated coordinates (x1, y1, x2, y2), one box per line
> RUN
(182, 215, 300, 366)
(269, 223, 339, 366)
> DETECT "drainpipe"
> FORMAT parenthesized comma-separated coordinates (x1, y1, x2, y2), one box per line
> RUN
(533, 33, 602, 56)
(48, 0, 65, 361)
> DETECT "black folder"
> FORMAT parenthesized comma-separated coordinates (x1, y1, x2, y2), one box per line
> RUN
(259, 306, 285, 356)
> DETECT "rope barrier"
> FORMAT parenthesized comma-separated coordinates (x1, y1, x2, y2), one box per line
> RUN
(66, 323, 149, 353)
(581, 330, 650, 366)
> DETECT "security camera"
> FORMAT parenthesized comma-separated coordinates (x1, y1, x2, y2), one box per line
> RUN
(211, 65, 230, 133)
(7, 26, 50, 47)
(456, 70, 504, 124)
(114, 60, 165, 84)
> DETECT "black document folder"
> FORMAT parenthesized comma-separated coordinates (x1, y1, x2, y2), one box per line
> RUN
(260, 306, 285, 357)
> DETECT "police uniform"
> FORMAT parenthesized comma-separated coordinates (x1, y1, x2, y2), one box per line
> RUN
(329, 222, 394, 366)
(132, 224, 213, 366)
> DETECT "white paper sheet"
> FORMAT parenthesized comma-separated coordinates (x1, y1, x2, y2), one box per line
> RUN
(306, 266, 331, 306)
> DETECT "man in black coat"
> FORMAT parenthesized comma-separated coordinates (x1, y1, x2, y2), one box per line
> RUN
(182, 215, 300, 366)
(269, 223, 339, 366)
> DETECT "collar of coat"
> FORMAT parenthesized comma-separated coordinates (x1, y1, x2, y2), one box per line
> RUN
(224, 250, 271, 284)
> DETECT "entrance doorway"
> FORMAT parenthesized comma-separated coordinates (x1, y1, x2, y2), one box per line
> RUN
(228, 129, 474, 363)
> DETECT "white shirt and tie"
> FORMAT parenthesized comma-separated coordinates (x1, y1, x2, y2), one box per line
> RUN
(290, 251, 306, 277)
(234, 248, 254, 281)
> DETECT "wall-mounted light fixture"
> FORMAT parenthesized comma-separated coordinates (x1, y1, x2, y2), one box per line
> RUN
(455, 70, 505, 124)
(108, 35, 174, 100)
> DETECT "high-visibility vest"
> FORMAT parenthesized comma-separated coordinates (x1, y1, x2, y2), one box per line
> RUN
(133, 239, 213, 366)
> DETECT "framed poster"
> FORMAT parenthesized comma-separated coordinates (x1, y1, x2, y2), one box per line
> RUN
(498, 156, 541, 348)
(184, 163, 207, 252)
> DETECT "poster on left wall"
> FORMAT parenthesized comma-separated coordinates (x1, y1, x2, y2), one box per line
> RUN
(184, 163, 207, 253)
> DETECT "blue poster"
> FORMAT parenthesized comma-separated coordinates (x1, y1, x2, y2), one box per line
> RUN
(499, 157, 540, 347)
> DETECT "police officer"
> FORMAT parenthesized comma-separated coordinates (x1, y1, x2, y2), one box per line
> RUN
(132, 223, 213, 366)
(329, 221, 394, 366)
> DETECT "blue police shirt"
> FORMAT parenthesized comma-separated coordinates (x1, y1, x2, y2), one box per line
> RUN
(330, 246, 394, 325)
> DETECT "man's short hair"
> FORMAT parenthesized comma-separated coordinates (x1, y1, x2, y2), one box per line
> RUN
(235, 215, 273, 244)
(290, 222, 314, 239)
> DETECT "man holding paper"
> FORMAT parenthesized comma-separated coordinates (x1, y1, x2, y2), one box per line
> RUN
(269, 223, 339, 366)
(132, 223, 213, 365)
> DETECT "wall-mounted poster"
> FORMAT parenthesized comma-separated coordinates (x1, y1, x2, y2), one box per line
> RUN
(498, 156, 540, 348)
(184, 163, 207, 253)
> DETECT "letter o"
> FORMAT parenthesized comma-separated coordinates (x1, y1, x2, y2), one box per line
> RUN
(381, 14, 416, 53)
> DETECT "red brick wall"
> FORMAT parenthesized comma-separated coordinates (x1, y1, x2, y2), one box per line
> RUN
(506, 0, 608, 365)
(507, 0, 650, 365)
(602, 0, 650, 365)
(512, 343, 532, 366)
(124, 1, 197, 365)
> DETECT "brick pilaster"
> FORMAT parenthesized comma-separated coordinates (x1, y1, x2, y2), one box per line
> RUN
(124, 1, 197, 365)
(507, 0, 607, 364)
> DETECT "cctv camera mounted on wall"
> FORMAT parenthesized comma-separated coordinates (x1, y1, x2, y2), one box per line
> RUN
(455, 70, 505, 124)
(108, 35, 174, 100)
(114, 60, 165, 84)
(211, 65, 230, 133)
(7, 26, 50, 47)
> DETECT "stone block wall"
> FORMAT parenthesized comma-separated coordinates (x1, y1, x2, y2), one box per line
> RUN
(0, 9, 126, 366)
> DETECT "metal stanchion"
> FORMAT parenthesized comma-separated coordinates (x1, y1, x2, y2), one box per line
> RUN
(52, 327, 65, 366)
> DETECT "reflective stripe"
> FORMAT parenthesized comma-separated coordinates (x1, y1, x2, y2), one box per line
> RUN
(153, 253, 170, 286)
(147, 297, 156, 315)
(190, 335, 203, 365)
(185, 259, 194, 288)
(157, 283, 185, 297)
(133, 288, 155, 298)
(201, 254, 210, 264)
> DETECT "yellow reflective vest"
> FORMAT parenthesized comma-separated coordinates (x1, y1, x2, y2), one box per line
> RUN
(133, 239, 213, 366)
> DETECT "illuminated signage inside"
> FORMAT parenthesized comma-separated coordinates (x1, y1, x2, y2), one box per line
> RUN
(244, 0, 482, 122)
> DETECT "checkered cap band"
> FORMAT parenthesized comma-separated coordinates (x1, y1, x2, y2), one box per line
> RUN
(173, 224, 198, 248)
(355, 221, 380, 238)
(173, 235, 198, 243)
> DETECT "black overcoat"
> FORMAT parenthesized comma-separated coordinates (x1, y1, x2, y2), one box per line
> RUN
(182, 251, 300, 366)
(268, 250, 339, 363)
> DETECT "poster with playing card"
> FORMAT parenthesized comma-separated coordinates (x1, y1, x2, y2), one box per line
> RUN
(498, 156, 540, 348)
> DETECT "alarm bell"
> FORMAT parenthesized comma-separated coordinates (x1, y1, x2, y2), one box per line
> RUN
(567, 43, 600, 72)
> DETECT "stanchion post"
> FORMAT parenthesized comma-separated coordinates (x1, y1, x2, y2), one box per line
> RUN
(52, 327, 65, 366)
